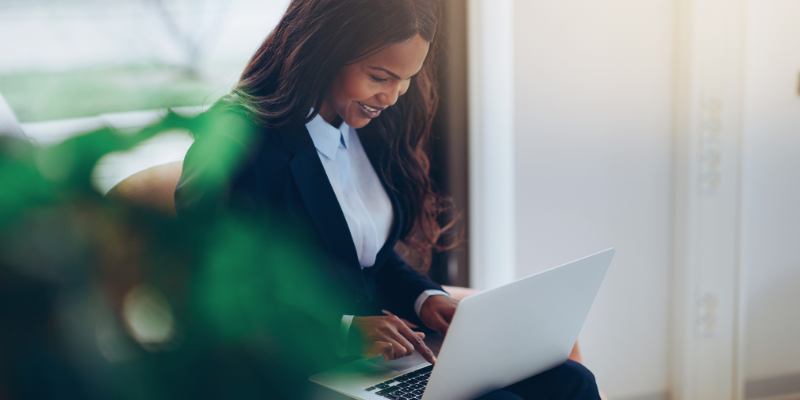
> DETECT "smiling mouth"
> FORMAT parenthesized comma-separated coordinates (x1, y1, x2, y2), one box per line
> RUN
(357, 101, 385, 117)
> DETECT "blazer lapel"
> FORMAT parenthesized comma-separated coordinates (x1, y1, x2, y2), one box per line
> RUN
(279, 124, 364, 291)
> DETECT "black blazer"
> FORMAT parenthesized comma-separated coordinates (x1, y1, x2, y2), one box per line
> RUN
(175, 109, 445, 332)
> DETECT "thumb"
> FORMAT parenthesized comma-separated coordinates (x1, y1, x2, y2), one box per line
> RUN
(443, 306, 457, 323)
(434, 315, 450, 336)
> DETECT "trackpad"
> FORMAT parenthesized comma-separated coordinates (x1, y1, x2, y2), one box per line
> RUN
(365, 351, 428, 371)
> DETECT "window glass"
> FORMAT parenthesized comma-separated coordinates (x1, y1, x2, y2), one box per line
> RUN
(0, 0, 290, 122)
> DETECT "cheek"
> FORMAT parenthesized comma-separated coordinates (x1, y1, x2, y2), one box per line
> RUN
(337, 71, 376, 105)
(399, 80, 411, 96)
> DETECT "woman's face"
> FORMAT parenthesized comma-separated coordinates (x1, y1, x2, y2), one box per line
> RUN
(321, 34, 430, 129)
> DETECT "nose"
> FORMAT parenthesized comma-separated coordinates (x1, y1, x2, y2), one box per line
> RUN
(377, 80, 407, 107)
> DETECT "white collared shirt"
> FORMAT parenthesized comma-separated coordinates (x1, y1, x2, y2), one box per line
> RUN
(305, 113, 449, 356)
(306, 113, 393, 268)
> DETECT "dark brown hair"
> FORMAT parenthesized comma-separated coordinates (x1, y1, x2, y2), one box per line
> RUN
(225, 0, 457, 257)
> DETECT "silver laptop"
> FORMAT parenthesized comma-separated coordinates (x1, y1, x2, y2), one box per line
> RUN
(310, 248, 615, 400)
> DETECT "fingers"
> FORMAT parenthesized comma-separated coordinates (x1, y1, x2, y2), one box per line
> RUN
(386, 337, 410, 360)
(394, 318, 437, 364)
(401, 318, 420, 329)
(442, 304, 457, 323)
(357, 316, 435, 362)
(365, 341, 393, 360)
(387, 325, 416, 358)
(431, 313, 450, 337)
(382, 310, 419, 329)
(382, 343, 394, 361)
(418, 296, 458, 336)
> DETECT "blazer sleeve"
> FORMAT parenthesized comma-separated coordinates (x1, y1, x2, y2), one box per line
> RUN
(374, 250, 446, 323)
(175, 120, 346, 361)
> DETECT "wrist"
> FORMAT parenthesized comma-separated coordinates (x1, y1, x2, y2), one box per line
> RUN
(337, 315, 355, 357)
(415, 289, 450, 317)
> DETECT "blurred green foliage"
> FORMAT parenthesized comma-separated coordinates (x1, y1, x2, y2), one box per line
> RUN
(0, 108, 345, 399)
(0, 66, 226, 122)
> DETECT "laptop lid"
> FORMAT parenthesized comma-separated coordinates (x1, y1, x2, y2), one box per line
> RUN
(421, 248, 614, 400)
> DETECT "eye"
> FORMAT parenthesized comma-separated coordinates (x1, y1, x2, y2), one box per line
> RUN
(371, 75, 388, 83)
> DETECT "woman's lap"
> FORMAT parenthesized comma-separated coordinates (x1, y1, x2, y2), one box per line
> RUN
(475, 360, 600, 400)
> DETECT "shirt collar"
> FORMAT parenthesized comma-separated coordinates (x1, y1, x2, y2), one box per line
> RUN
(305, 112, 351, 160)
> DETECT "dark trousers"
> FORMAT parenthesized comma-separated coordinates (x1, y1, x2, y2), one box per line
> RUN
(475, 360, 600, 400)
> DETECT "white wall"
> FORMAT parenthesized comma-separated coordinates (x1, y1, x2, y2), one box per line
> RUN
(741, 0, 800, 382)
(512, 1, 673, 398)
(468, 0, 517, 291)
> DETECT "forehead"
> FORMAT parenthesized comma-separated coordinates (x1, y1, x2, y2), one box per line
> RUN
(360, 35, 430, 77)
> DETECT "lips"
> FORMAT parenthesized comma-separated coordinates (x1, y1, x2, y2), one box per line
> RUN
(357, 101, 385, 118)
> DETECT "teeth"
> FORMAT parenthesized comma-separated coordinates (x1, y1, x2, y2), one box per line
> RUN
(361, 103, 378, 113)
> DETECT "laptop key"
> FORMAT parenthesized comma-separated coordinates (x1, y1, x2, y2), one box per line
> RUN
(376, 386, 401, 396)
(364, 366, 432, 399)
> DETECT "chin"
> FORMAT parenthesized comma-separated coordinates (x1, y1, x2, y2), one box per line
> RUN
(346, 116, 372, 129)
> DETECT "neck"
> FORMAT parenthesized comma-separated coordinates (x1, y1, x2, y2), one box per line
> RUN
(318, 100, 343, 128)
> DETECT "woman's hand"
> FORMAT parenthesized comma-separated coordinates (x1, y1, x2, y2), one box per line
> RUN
(349, 315, 437, 364)
(419, 295, 459, 336)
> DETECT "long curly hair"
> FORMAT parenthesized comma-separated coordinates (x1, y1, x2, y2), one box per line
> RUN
(223, 0, 458, 258)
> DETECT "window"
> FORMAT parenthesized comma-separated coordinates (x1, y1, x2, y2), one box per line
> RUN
(0, 0, 290, 122)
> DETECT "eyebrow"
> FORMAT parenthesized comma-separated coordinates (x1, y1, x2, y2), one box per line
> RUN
(368, 66, 416, 80)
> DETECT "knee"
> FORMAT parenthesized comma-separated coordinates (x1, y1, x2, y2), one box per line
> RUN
(554, 360, 599, 398)
(474, 389, 524, 400)
(504, 360, 600, 400)
(559, 360, 597, 383)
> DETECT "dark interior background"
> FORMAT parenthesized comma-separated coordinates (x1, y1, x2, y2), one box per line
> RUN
(428, 0, 469, 287)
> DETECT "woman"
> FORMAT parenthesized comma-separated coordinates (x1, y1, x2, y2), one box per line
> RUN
(175, 0, 600, 398)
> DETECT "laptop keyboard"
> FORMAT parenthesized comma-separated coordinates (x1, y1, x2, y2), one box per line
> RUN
(364, 365, 433, 399)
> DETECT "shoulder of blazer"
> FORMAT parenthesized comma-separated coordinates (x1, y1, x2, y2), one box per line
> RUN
(195, 107, 306, 171)
(275, 122, 315, 156)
